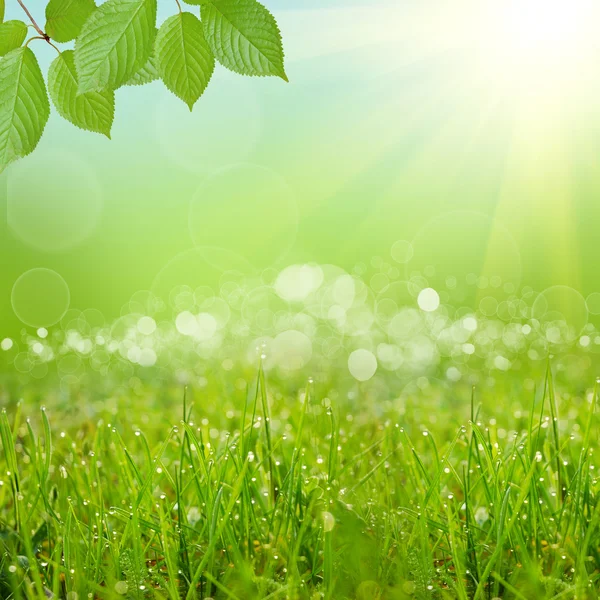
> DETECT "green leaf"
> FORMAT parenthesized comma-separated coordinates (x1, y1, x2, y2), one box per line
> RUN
(0, 47, 50, 174)
(123, 53, 159, 86)
(48, 50, 114, 137)
(45, 0, 96, 43)
(75, 0, 157, 94)
(0, 0, 5, 23)
(122, 30, 159, 87)
(201, 0, 286, 80)
(0, 21, 28, 56)
(155, 12, 215, 110)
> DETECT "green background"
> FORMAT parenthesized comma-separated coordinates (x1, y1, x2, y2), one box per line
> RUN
(2, 0, 600, 335)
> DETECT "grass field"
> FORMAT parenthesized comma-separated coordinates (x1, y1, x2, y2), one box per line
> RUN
(1, 262, 599, 598)
(0, 361, 599, 599)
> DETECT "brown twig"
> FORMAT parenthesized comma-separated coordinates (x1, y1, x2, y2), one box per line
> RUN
(17, 0, 50, 41)
(25, 35, 61, 54)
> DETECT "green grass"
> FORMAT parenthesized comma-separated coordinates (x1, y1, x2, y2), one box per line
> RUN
(0, 365, 599, 599)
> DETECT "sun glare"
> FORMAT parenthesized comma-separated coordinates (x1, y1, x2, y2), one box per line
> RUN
(505, 0, 588, 52)
(477, 0, 599, 94)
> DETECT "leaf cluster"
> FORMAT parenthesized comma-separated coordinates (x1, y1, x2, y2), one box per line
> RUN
(0, 0, 287, 173)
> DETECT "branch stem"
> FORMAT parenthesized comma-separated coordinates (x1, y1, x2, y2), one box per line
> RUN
(16, 0, 48, 40)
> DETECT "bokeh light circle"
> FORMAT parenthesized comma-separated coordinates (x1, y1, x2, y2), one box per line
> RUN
(11, 268, 70, 327)
(274, 264, 324, 302)
(532, 285, 588, 343)
(375, 281, 418, 325)
(390, 240, 414, 264)
(348, 349, 378, 381)
(7, 151, 102, 252)
(271, 330, 312, 371)
(417, 288, 440, 312)
(242, 286, 288, 334)
(586, 292, 600, 315)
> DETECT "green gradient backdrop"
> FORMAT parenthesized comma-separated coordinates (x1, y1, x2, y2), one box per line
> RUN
(2, 0, 600, 335)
